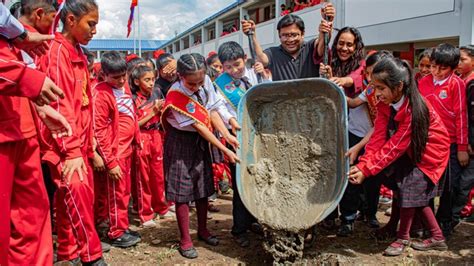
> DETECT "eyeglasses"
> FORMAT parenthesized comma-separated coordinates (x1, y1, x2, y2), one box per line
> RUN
(279, 33, 301, 40)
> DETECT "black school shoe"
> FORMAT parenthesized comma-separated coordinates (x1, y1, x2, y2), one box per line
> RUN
(179, 247, 198, 259)
(198, 235, 219, 246)
(233, 233, 250, 248)
(337, 222, 354, 237)
(109, 232, 141, 248)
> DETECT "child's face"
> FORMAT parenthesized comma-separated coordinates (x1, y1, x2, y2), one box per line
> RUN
(181, 69, 205, 93)
(211, 60, 223, 74)
(418, 56, 432, 77)
(223, 58, 246, 80)
(364, 65, 374, 83)
(66, 9, 99, 45)
(135, 71, 155, 96)
(430, 62, 452, 81)
(105, 72, 127, 89)
(336, 32, 356, 62)
(457, 50, 473, 76)
(372, 79, 403, 105)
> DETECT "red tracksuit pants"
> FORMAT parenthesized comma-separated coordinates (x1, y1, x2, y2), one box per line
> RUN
(135, 130, 169, 223)
(48, 155, 102, 262)
(0, 137, 53, 266)
(107, 156, 132, 239)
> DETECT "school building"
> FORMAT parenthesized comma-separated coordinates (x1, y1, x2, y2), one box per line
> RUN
(158, 0, 474, 65)
(85, 39, 166, 60)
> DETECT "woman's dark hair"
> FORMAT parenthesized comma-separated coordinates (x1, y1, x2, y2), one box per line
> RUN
(430, 43, 460, 69)
(217, 41, 245, 64)
(418, 48, 433, 62)
(277, 14, 305, 33)
(60, 0, 98, 24)
(144, 57, 156, 70)
(372, 57, 429, 163)
(366, 50, 392, 68)
(331, 27, 365, 77)
(101, 51, 126, 75)
(460, 45, 474, 58)
(177, 53, 206, 76)
(156, 53, 174, 71)
(126, 57, 145, 74)
(129, 65, 154, 95)
(18, 0, 57, 17)
(207, 53, 220, 66)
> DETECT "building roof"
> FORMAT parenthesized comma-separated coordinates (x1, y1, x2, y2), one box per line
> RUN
(86, 39, 167, 51)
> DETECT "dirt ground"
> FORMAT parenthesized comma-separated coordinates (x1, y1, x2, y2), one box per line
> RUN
(101, 193, 474, 265)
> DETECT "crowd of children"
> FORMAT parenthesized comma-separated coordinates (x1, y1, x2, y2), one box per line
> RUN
(2, 0, 474, 264)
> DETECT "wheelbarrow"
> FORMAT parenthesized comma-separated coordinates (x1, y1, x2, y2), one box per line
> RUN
(236, 78, 349, 262)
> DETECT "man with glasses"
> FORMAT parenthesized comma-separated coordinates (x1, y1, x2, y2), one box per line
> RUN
(241, 3, 335, 81)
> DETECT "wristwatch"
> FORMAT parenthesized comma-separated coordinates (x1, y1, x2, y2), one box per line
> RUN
(13, 30, 28, 43)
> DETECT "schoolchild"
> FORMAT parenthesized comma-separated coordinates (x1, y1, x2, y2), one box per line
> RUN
(131, 65, 173, 227)
(155, 52, 177, 96)
(94, 51, 141, 248)
(458, 45, 474, 84)
(161, 53, 239, 259)
(418, 43, 468, 237)
(38, 0, 105, 264)
(415, 48, 432, 82)
(206, 52, 223, 75)
(349, 57, 450, 256)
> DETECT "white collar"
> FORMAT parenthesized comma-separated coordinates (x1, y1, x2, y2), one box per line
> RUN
(390, 95, 405, 111)
(433, 76, 450, 86)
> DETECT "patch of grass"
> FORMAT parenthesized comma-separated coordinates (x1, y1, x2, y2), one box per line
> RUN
(156, 244, 179, 263)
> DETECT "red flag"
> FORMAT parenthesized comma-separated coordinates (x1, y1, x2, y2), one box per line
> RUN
(127, 0, 138, 38)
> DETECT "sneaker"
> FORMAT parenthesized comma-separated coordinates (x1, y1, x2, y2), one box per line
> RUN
(383, 239, 410, 256)
(366, 217, 380, 229)
(101, 241, 111, 253)
(142, 219, 157, 228)
(109, 232, 141, 248)
(337, 222, 354, 237)
(159, 211, 175, 219)
(411, 238, 448, 251)
(82, 257, 108, 266)
(179, 246, 198, 259)
(233, 233, 250, 248)
(379, 196, 393, 205)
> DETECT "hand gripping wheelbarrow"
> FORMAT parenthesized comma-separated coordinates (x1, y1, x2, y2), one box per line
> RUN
(236, 78, 349, 263)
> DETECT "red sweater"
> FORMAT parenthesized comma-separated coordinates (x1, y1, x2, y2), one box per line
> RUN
(418, 73, 468, 151)
(358, 98, 450, 184)
(39, 33, 93, 164)
(94, 82, 139, 169)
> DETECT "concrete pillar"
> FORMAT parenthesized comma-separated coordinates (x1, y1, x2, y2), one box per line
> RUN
(460, 0, 474, 45)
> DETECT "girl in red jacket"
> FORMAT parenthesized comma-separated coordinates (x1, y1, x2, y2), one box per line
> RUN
(349, 57, 450, 256)
(39, 0, 105, 264)
(131, 65, 172, 228)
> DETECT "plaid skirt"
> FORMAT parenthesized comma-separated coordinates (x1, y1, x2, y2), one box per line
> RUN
(164, 127, 215, 203)
(380, 154, 441, 208)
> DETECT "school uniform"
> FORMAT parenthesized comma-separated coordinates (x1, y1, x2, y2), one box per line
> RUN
(38, 32, 102, 263)
(134, 91, 169, 223)
(94, 81, 139, 239)
(162, 77, 224, 203)
(418, 73, 468, 225)
(0, 36, 53, 266)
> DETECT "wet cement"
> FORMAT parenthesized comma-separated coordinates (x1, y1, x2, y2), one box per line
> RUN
(240, 95, 340, 263)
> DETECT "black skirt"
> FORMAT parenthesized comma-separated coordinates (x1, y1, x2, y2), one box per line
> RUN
(380, 154, 441, 208)
(164, 127, 215, 203)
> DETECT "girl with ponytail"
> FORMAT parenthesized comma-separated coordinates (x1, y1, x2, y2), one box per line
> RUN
(348, 57, 450, 256)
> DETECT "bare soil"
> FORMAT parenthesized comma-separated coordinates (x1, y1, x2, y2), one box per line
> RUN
(101, 194, 474, 265)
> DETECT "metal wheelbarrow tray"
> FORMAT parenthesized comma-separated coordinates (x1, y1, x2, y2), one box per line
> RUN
(237, 78, 349, 232)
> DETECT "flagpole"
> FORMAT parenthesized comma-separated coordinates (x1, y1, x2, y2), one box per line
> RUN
(138, 1, 142, 57)
(133, 13, 137, 54)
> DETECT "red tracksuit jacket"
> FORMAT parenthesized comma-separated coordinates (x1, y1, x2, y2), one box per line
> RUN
(39, 33, 93, 164)
(418, 73, 468, 151)
(0, 38, 46, 144)
(357, 98, 450, 184)
(93, 82, 139, 169)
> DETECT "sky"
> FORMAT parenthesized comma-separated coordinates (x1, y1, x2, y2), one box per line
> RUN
(95, 0, 236, 40)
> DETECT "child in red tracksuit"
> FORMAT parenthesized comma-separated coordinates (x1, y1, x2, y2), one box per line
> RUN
(38, 0, 105, 264)
(94, 51, 141, 248)
(131, 65, 172, 228)
(418, 43, 468, 237)
(349, 57, 450, 256)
